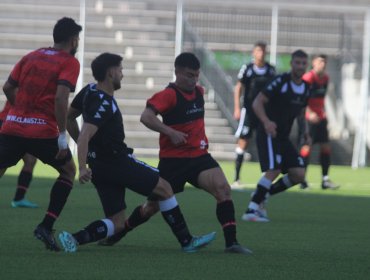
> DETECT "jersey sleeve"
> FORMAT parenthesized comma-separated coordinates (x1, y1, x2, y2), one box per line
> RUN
(146, 88, 177, 114)
(57, 57, 80, 92)
(82, 92, 113, 128)
(70, 84, 95, 111)
(237, 64, 247, 84)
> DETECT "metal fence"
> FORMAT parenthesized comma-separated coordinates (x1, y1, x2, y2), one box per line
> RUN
(181, 0, 370, 167)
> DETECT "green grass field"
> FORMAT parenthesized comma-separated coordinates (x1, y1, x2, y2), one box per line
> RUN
(1, 159, 370, 280)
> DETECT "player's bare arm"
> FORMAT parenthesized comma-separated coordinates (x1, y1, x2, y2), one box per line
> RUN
(252, 92, 277, 137)
(233, 81, 244, 120)
(141, 107, 188, 145)
(77, 122, 97, 184)
(67, 106, 81, 143)
(55, 84, 72, 159)
(300, 108, 312, 146)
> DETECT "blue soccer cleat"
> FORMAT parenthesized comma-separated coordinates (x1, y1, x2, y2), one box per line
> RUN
(58, 231, 78, 253)
(11, 199, 38, 208)
(182, 231, 216, 253)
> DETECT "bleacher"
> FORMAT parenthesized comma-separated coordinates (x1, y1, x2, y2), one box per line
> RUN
(0, 0, 237, 160)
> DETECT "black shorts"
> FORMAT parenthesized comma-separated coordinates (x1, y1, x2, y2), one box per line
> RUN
(89, 154, 159, 217)
(309, 119, 329, 144)
(256, 128, 305, 172)
(157, 153, 219, 194)
(234, 107, 257, 139)
(0, 134, 71, 169)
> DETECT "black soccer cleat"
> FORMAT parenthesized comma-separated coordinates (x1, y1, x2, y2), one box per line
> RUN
(300, 180, 309, 190)
(34, 224, 61, 251)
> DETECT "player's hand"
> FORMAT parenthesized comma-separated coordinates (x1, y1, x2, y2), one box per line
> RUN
(308, 112, 320, 124)
(79, 167, 92, 184)
(263, 120, 277, 138)
(56, 131, 69, 159)
(169, 129, 188, 146)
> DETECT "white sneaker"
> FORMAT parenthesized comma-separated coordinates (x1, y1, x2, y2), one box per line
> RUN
(231, 180, 243, 190)
(241, 210, 270, 222)
(250, 192, 268, 219)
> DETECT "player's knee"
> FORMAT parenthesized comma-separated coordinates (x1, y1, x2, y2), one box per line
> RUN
(142, 201, 159, 217)
(289, 169, 306, 184)
(212, 182, 232, 202)
(59, 160, 76, 181)
(23, 154, 37, 170)
(152, 177, 174, 199)
(320, 144, 331, 154)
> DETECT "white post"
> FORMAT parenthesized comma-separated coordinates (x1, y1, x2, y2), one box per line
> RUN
(270, 4, 278, 66)
(352, 9, 370, 168)
(175, 0, 183, 58)
(69, 0, 86, 155)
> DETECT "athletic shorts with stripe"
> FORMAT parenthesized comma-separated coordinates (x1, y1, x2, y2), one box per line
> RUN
(234, 106, 258, 139)
(89, 154, 159, 217)
(256, 128, 305, 173)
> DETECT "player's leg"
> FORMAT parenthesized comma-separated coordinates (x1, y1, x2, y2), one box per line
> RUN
(195, 158, 252, 254)
(0, 134, 25, 178)
(233, 108, 250, 186)
(269, 140, 306, 196)
(242, 131, 279, 222)
(30, 138, 76, 251)
(320, 142, 339, 189)
(98, 199, 160, 246)
(11, 154, 38, 208)
(317, 120, 339, 189)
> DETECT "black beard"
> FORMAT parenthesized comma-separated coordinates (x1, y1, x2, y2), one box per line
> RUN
(70, 48, 77, 56)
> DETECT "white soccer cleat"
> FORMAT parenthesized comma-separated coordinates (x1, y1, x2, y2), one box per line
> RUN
(241, 210, 270, 222)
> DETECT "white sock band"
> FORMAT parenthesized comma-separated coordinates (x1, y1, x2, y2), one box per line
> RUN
(235, 147, 244, 155)
(101, 218, 115, 237)
(282, 175, 292, 187)
(258, 176, 272, 190)
(159, 196, 178, 212)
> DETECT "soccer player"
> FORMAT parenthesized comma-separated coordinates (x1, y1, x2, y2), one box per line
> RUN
(298, 54, 339, 190)
(116, 52, 250, 255)
(0, 101, 38, 208)
(242, 50, 310, 222)
(58, 53, 216, 253)
(0, 17, 82, 251)
(232, 41, 276, 188)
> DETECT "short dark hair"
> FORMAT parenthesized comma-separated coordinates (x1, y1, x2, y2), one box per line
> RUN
(291, 49, 308, 60)
(254, 41, 267, 49)
(91, 53, 123, 82)
(174, 52, 200, 70)
(312, 54, 327, 60)
(53, 17, 82, 44)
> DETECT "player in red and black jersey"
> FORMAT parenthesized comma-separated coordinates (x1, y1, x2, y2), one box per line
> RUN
(298, 54, 339, 190)
(59, 53, 216, 253)
(242, 50, 311, 222)
(232, 41, 276, 187)
(0, 17, 82, 251)
(126, 52, 251, 254)
(99, 53, 251, 254)
(0, 102, 38, 208)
